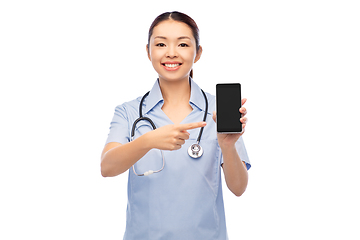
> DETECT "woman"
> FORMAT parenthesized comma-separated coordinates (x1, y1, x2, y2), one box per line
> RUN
(101, 11, 251, 240)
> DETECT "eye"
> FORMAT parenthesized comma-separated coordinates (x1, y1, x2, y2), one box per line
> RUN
(156, 43, 165, 47)
(179, 43, 189, 47)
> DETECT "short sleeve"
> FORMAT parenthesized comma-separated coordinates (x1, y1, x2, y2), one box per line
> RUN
(219, 136, 251, 170)
(105, 104, 130, 145)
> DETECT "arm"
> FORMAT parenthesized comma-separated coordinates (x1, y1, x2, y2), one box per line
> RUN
(100, 122, 206, 177)
(221, 146, 248, 197)
(212, 98, 249, 197)
(100, 134, 152, 177)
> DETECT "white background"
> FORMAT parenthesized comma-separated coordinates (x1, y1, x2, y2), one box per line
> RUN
(1, 0, 359, 239)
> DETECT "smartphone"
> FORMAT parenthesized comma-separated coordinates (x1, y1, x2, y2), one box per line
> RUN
(216, 83, 242, 133)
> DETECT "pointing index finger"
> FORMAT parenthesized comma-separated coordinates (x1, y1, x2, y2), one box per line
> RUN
(178, 121, 207, 131)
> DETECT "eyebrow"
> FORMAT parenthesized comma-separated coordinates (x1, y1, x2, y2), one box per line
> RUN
(154, 36, 191, 40)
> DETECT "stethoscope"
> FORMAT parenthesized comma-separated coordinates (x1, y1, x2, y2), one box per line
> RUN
(131, 88, 208, 176)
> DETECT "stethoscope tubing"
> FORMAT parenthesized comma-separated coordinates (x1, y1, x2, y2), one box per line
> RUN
(197, 89, 208, 143)
(131, 87, 208, 176)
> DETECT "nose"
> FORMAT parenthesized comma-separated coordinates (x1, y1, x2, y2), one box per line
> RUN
(166, 45, 178, 58)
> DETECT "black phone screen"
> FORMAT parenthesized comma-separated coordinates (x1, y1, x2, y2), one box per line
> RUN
(216, 83, 242, 133)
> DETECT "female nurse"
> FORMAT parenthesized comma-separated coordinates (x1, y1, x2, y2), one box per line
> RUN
(101, 11, 251, 240)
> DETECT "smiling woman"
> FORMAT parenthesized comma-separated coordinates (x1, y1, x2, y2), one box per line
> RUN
(101, 11, 250, 240)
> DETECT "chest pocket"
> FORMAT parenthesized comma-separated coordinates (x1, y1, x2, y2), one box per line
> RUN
(184, 118, 222, 194)
(184, 139, 221, 193)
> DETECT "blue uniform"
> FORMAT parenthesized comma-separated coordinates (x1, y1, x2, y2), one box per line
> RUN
(106, 78, 251, 240)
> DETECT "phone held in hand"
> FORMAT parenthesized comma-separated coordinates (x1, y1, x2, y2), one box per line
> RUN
(216, 83, 242, 134)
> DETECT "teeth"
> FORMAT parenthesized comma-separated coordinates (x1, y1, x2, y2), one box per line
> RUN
(164, 63, 180, 68)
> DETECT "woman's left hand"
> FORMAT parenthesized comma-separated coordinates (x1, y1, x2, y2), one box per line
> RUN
(212, 98, 248, 149)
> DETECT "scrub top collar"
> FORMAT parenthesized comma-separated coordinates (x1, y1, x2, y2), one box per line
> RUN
(143, 77, 209, 115)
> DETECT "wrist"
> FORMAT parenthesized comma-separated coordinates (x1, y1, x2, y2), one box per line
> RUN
(136, 131, 154, 151)
(219, 142, 236, 152)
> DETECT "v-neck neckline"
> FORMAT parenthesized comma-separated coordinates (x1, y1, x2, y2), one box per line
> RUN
(159, 103, 194, 125)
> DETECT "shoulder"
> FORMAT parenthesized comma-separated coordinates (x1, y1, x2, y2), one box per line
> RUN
(115, 95, 143, 110)
(113, 96, 142, 119)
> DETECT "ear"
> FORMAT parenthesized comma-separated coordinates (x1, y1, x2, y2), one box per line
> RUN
(194, 45, 202, 63)
(146, 44, 151, 61)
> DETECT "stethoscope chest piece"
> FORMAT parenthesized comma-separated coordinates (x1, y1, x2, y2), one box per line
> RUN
(132, 85, 208, 175)
(188, 143, 203, 159)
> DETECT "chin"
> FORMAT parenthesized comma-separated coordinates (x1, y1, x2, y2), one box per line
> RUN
(158, 73, 190, 82)
(158, 70, 191, 82)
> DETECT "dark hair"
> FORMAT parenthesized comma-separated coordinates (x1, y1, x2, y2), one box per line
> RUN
(147, 11, 200, 78)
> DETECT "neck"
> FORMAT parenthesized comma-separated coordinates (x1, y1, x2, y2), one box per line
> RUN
(158, 76, 191, 105)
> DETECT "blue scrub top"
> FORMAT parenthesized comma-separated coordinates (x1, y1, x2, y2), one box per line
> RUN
(106, 78, 251, 240)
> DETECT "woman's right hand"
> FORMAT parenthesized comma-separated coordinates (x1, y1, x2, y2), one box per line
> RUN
(145, 121, 207, 151)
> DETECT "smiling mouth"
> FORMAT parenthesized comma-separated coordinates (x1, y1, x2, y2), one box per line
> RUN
(161, 63, 182, 68)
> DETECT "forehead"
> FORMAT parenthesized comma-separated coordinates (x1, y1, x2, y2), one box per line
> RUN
(151, 20, 194, 40)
